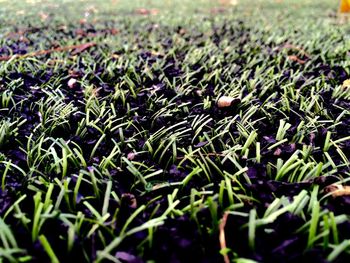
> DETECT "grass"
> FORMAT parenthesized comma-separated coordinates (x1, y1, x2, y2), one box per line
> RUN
(1, 0, 350, 262)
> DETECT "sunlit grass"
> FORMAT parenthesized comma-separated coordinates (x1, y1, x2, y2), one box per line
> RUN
(1, 0, 350, 262)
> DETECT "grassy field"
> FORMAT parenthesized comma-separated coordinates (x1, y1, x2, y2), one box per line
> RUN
(1, 0, 350, 262)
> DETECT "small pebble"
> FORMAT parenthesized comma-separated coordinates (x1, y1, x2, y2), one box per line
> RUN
(217, 96, 239, 108)
(68, 78, 77, 89)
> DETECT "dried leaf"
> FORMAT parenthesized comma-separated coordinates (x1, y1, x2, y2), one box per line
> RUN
(71, 42, 96, 55)
(0, 42, 96, 61)
(287, 55, 306, 64)
(210, 7, 227, 14)
(219, 212, 230, 263)
(135, 8, 159, 15)
(324, 184, 350, 197)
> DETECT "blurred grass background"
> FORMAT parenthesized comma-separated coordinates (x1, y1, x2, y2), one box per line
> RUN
(0, 0, 345, 62)
(0, 0, 338, 21)
(0, 0, 341, 40)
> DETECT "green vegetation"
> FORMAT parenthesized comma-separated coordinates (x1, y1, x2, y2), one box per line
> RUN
(1, 0, 350, 262)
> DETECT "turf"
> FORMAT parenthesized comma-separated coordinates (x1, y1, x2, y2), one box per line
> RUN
(1, 0, 350, 262)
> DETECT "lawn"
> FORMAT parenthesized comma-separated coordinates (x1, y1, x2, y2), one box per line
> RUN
(1, 0, 350, 262)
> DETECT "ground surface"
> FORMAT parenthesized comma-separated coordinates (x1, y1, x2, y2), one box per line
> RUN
(1, 0, 350, 262)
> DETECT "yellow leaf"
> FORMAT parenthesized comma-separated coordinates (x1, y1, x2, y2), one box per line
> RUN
(342, 79, 350, 89)
(339, 0, 350, 13)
